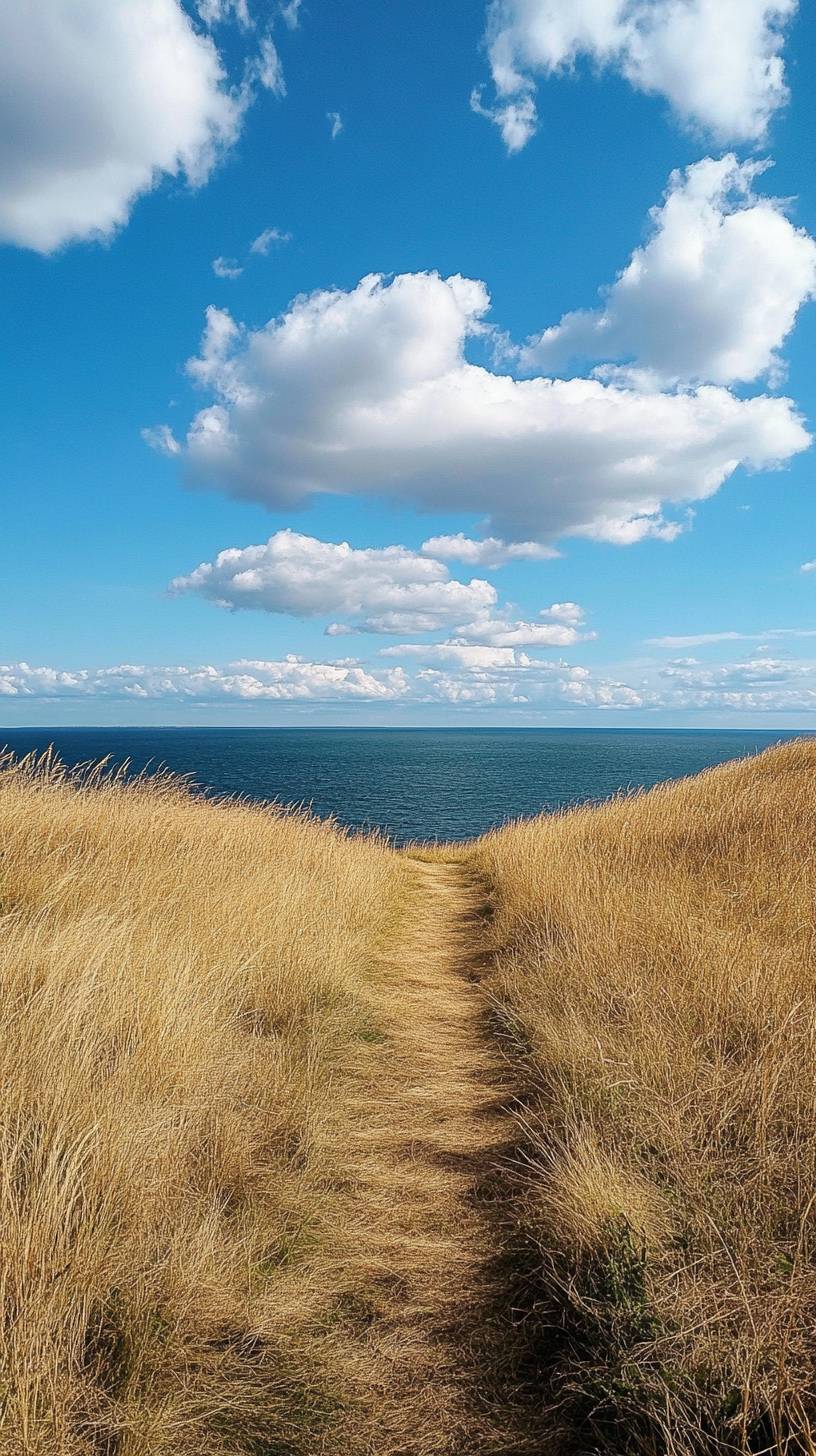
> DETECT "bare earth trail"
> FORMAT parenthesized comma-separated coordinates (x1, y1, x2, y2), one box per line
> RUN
(328, 857, 545, 1456)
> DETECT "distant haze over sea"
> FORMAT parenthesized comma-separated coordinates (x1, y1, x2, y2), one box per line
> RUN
(2, 728, 811, 845)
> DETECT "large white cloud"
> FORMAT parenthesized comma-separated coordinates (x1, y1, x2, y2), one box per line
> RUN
(476, 0, 797, 152)
(0, 0, 281, 252)
(520, 157, 816, 388)
(170, 270, 809, 545)
(170, 528, 497, 633)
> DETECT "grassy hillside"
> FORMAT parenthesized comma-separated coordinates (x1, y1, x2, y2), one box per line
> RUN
(464, 738, 816, 1451)
(0, 750, 419, 1455)
(1, 740, 815, 1454)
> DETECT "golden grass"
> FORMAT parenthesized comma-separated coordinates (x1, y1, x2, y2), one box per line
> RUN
(2, 738, 815, 1454)
(0, 749, 413, 1455)
(464, 737, 816, 1452)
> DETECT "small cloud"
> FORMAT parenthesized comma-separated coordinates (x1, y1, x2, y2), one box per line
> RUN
(197, 0, 251, 28)
(420, 533, 556, 568)
(469, 86, 536, 153)
(279, 0, 301, 28)
(801, 560, 816, 573)
(327, 110, 343, 140)
(542, 602, 585, 626)
(141, 424, 181, 457)
(212, 255, 243, 279)
(255, 35, 285, 97)
(250, 226, 292, 255)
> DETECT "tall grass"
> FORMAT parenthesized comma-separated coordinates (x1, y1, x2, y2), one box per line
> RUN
(466, 739, 816, 1452)
(0, 750, 408, 1455)
(3, 740, 815, 1454)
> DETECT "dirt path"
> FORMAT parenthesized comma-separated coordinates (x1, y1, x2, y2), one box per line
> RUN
(328, 857, 537, 1455)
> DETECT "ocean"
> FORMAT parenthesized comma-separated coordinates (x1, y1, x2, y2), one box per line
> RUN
(0, 726, 809, 844)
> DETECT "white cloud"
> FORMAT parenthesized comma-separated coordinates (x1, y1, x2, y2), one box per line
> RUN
(469, 88, 538, 153)
(651, 654, 816, 710)
(381, 642, 537, 669)
(421, 533, 557, 566)
(649, 627, 816, 646)
(0, 658, 408, 703)
(213, 255, 244, 279)
(4, 649, 815, 716)
(0, 0, 250, 252)
(197, 0, 251, 26)
(254, 35, 286, 97)
(179, 270, 809, 545)
(170, 528, 498, 633)
(196, 2, 286, 94)
(390, 648, 644, 708)
(453, 608, 592, 647)
(141, 424, 182, 457)
(544, 601, 585, 624)
(660, 656, 811, 687)
(478, 0, 797, 152)
(280, 0, 302, 29)
(801, 560, 816, 574)
(520, 156, 816, 388)
(327, 110, 344, 139)
(250, 226, 292, 254)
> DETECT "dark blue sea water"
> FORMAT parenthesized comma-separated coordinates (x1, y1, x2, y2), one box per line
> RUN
(0, 727, 809, 844)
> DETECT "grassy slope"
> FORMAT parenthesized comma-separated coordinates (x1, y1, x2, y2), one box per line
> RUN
(0, 751, 414, 1455)
(463, 738, 816, 1452)
(2, 741, 815, 1454)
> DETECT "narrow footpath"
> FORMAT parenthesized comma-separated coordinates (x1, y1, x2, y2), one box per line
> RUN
(330, 857, 543, 1456)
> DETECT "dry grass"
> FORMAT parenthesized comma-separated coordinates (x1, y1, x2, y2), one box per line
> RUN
(463, 738, 816, 1453)
(0, 749, 413, 1455)
(3, 739, 815, 1455)
(0, 751, 525, 1456)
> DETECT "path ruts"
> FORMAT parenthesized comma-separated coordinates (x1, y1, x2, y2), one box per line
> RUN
(328, 857, 545, 1456)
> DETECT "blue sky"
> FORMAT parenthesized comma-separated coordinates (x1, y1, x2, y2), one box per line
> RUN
(1, 0, 815, 726)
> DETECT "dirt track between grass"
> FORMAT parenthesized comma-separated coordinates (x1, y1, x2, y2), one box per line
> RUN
(326, 856, 546, 1455)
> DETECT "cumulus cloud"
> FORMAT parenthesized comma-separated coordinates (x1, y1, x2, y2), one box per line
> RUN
(381, 642, 538, 669)
(519, 156, 816, 388)
(4, 648, 815, 715)
(0, 658, 408, 703)
(453, 604, 592, 648)
(375, 643, 621, 706)
(0, 0, 258, 252)
(170, 528, 497, 633)
(649, 654, 816, 712)
(178, 270, 809, 545)
(213, 255, 244, 279)
(660, 655, 811, 687)
(250, 226, 292, 254)
(469, 88, 538, 152)
(477, 0, 797, 152)
(801, 560, 816, 574)
(421, 533, 557, 566)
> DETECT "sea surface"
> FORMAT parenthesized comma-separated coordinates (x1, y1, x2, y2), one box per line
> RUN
(0, 727, 809, 844)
